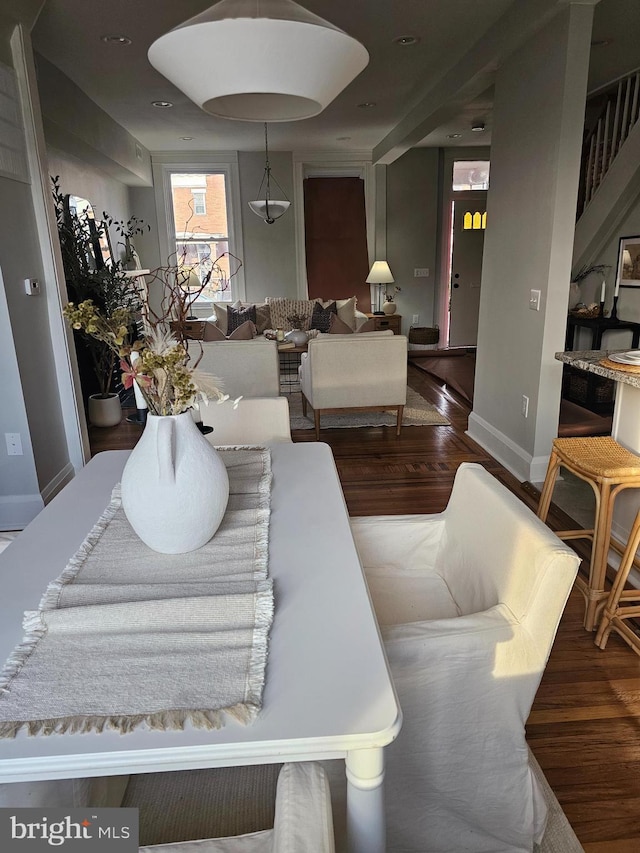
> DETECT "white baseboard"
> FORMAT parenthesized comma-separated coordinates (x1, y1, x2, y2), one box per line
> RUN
(467, 412, 549, 483)
(0, 494, 44, 531)
(0, 463, 75, 531)
(41, 462, 75, 505)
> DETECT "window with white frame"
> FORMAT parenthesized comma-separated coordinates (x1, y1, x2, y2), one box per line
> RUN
(168, 172, 234, 302)
(452, 160, 490, 191)
(192, 189, 207, 215)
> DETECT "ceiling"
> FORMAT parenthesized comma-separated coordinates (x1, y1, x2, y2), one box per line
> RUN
(30, 0, 640, 157)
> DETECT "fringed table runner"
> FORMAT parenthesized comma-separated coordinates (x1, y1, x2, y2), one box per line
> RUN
(0, 448, 273, 738)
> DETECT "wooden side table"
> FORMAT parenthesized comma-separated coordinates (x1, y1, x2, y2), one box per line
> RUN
(278, 343, 308, 393)
(366, 314, 402, 334)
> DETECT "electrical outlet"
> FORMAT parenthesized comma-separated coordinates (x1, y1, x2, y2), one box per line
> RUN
(414, 268, 429, 278)
(5, 433, 23, 456)
(412, 314, 419, 325)
(24, 278, 41, 296)
(521, 396, 529, 418)
(529, 289, 541, 311)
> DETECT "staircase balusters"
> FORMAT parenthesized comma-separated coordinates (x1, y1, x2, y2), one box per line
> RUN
(581, 69, 640, 216)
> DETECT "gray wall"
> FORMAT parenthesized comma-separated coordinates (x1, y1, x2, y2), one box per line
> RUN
(470, 3, 594, 482)
(571, 195, 640, 350)
(35, 54, 152, 188)
(0, 264, 41, 528)
(238, 150, 297, 302)
(47, 146, 130, 232)
(387, 149, 440, 336)
(0, 174, 68, 502)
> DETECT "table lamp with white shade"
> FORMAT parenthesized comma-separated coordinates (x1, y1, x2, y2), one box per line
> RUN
(366, 261, 395, 315)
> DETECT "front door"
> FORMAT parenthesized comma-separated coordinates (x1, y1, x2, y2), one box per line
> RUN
(448, 194, 487, 347)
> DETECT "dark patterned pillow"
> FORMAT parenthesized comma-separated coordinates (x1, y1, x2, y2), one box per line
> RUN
(310, 301, 337, 333)
(227, 304, 257, 333)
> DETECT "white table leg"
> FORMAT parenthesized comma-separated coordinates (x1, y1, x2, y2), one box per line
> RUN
(346, 747, 385, 853)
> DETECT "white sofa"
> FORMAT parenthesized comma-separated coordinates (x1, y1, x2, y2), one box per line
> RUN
(350, 462, 580, 853)
(299, 332, 408, 439)
(187, 338, 280, 399)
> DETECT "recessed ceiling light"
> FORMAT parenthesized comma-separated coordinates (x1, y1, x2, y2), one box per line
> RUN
(180, 136, 194, 140)
(471, 122, 485, 132)
(152, 100, 173, 108)
(393, 35, 420, 46)
(100, 34, 131, 45)
(447, 133, 462, 139)
(357, 101, 377, 109)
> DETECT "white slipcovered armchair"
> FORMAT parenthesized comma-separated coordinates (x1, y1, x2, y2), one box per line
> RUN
(350, 462, 579, 853)
(203, 398, 292, 444)
(299, 332, 408, 439)
(187, 339, 280, 399)
(139, 763, 335, 853)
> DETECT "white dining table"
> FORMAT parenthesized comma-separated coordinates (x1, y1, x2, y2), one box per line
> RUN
(0, 443, 401, 853)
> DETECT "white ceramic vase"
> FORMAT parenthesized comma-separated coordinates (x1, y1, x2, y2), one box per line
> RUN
(285, 329, 309, 345)
(88, 393, 122, 427)
(121, 411, 229, 554)
(382, 301, 397, 315)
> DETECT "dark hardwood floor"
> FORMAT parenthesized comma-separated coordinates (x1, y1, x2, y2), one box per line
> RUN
(90, 365, 640, 851)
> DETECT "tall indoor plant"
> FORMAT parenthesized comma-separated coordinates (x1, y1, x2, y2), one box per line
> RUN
(52, 177, 143, 426)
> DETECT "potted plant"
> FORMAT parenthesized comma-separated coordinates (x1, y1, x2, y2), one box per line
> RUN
(102, 213, 150, 270)
(383, 285, 402, 315)
(52, 177, 143, 426)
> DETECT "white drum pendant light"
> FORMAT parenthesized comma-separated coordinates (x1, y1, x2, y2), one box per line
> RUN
(148, 0, 369, 122)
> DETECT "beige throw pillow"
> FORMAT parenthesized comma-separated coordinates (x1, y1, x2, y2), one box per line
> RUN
(336, 296, 358, 330)
(227, 320, 257, 340)
(329, 314, 354, 334)
(356, 318, 377, 333)
(255, 304, 271, 334)
(202, 322, 227, 341)
(212, 302, 231, 335)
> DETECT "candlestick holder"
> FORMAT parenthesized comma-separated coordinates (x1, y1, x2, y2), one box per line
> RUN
(599, 300, 605, 318)
(611, 295, 619, 321)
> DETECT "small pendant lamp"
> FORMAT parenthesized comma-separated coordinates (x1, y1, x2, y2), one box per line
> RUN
(148, 0, 369, 122)
(248, 123, 290, 224)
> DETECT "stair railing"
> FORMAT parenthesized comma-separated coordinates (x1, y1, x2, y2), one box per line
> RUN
(582, 69, 640, 213)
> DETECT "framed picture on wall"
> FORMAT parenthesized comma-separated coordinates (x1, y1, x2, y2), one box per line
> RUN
(616, 235, 640, 289)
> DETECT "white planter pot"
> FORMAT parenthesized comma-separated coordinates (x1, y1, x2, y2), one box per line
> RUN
(382, 302, 397, 315)
(121, 411, 230, 554)
(88, 393, 122, 428)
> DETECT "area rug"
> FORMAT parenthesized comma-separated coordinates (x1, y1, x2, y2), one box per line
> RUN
(531, 748, 584, 852)
(288, 386, 450, 430)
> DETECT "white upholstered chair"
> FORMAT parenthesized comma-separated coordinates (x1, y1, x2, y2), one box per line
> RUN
(187, 339, 280, 399)
(350, 462, 579, 853)
(202, 398, 292, 445)
(298, 332, 408, 439)
(138, 763, 335, 853)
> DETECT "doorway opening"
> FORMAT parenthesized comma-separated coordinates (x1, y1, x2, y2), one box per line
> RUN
(439, 159, 490, 346)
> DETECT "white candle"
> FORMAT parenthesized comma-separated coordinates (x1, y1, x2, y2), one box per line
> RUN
(600, 279, 606, 303)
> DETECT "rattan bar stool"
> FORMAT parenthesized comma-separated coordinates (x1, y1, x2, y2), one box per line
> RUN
(537, 435, 640, 631)
(595, 508, 640, 655)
